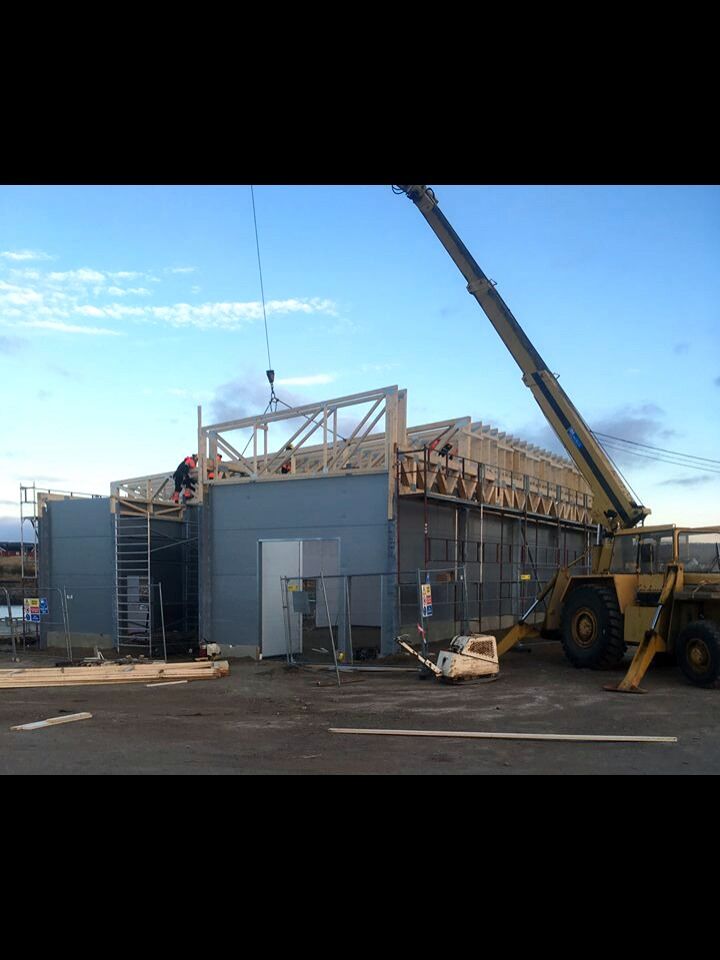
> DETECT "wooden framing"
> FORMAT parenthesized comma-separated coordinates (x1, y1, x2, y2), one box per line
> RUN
(196, 386, 404, 485)
(398, 444, 592, 525)
(110, 384, 592, 524)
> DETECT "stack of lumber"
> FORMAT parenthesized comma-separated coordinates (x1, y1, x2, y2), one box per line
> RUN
(0, 660, 229, 689)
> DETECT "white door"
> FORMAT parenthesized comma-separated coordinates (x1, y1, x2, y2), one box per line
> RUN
(260, 539, 340, 657)
(261, 540, 302, 657)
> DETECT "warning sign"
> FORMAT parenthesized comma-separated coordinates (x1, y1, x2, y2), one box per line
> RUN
(23, 598, 48, 622)
(520, 574, 531, 581)
(23, 598, 41, 623)
(421, 583, 433, 618)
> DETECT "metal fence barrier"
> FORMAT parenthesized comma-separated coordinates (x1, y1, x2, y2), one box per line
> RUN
(281, 573, 390, 666)
(2, 583, 185, 661)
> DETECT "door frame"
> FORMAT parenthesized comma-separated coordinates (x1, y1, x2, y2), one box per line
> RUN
(257, 537, 341, 654)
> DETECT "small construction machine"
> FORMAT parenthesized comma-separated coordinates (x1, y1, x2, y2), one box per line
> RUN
(396, 634, 500, 683)
(395, 185, 720, 690)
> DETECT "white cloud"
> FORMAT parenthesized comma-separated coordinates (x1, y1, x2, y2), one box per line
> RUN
(0, 280, 43, 305)
(80, 297, 339, 330)
(10, 269, 41, 280)
(271, 297, 338, 317)
(1, 258, 339, 335)
(167, 266, 196, 274)
(106, 286, 152, 297)
(19, 320, 123, 336)
(276, 373, 337, 386)
(0, 249, 53, 261)
(48, 268, 106, 283)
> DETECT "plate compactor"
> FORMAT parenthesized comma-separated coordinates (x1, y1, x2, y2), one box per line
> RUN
(396, 634, 500, 683)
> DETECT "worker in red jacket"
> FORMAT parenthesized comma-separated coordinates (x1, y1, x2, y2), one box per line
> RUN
(172, 456, 197, 503)
(207, 454, 223, 480)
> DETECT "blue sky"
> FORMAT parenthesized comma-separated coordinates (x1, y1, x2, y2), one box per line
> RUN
(1, 184, 718, 538)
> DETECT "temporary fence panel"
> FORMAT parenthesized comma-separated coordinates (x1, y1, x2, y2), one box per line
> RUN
(282, 573, 389, 666)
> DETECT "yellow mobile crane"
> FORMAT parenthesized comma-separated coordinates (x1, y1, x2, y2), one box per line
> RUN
(396, 185, 720, 690)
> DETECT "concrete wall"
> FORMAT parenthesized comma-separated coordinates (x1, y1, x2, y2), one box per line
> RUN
(38, 497, 115, 649)
(202, 473, 396, 656)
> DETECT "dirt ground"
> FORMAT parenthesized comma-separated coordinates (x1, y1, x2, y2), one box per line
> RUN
(0, 641, 717, 775)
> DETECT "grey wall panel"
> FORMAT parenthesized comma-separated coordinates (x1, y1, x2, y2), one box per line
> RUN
(398, 497, 593, 633)
(40, 498, 115, 643)
(211, 573, 258, 648)
(207, 474, 392, 649)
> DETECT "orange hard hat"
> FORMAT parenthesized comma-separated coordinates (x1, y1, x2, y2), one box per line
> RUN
(184, 456, 195, 467)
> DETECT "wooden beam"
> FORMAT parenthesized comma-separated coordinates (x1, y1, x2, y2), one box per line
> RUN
(203, 386, 397, 433)
(0, 661, 230, 689)
(328, 728, 677, 744)
(327, 396, 384, 471)
(11, 712, 92, 731)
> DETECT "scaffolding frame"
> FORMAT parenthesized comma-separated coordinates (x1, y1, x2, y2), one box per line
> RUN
(112, 498, 197, 655)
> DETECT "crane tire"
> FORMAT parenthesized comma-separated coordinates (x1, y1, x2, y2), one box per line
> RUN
(560, 585, 626, 669)
(676, 620, 720, 687)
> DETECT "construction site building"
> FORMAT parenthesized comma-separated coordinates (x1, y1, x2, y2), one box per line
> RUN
(34, 386, 594, 659)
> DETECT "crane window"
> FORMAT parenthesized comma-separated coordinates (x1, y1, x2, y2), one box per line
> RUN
(638, 531, 674, 574)
(678, 532, 720, 573)
(610, 535, 639, 573)
(610, 531, 674, 573)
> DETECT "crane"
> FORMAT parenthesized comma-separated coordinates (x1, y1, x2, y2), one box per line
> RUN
(395, 185, 720, 690)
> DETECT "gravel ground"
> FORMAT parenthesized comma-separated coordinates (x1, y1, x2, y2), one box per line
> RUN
(0, 642, 717, 774)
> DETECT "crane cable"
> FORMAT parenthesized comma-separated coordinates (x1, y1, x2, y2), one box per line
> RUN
(250, 185, 277, 411)
(241, 187, 348, 461)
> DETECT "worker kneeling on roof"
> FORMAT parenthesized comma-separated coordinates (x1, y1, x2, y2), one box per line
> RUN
(208, 453, 223, 480)
(172, 455, 197, 503)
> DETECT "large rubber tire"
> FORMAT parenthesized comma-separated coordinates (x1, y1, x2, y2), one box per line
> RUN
(560, 585, 626, 670)
(676, 620, 720, 687)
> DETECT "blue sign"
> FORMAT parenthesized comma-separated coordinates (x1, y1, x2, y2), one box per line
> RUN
(30, 613, 40, 623)
(39, 598, 48, 614)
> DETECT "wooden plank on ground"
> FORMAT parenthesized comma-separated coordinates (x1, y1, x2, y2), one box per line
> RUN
(328, 728, 677, 744)
(11, 712, 93, 731)
(0, 661, 229, 689)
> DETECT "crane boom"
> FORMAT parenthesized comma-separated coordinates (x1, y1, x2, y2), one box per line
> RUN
(395, 185, 650, 533)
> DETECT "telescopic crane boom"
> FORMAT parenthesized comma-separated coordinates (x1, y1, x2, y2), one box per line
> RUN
(394, 185, 650, 534)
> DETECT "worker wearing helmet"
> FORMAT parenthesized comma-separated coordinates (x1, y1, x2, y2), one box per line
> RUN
(172, 456, 197, 503)
(207, 453, 223, 480)
(280, 444, 294, 475)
